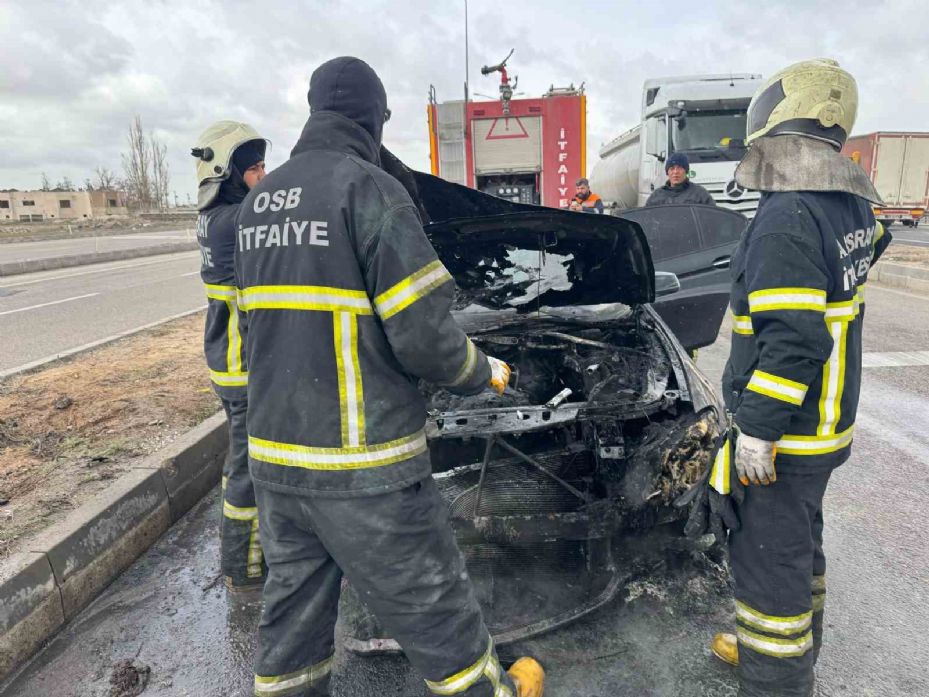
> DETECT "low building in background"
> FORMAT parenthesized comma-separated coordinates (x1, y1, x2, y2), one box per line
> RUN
(0, 189, 129, 222)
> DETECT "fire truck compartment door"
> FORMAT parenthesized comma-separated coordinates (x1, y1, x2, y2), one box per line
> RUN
(472, 116, 542, 175)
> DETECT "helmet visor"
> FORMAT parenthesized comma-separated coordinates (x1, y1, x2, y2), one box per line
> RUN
(747, 79, 786, 140)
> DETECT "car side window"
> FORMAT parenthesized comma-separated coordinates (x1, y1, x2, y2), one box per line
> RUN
(700, 215, 743, 249)
(661, 214, 701, 260)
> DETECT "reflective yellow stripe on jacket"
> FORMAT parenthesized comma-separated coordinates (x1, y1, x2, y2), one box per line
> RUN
(746, 370, 808, 406)
(373, 259, 453, 320)
(748, 287, 826, 313)
(205, 283, 247, 388)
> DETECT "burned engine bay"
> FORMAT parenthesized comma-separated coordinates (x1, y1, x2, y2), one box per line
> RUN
(342, 173, 721, 653)
(342, 306, 719, 654)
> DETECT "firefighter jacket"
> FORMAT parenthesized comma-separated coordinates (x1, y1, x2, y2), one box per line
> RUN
(572, 192, 604, 213)
(721, 190, 890, 476)
(234, 112, 492, 497)
(645, 179, 715, 207)
(198, 203, 247, 399)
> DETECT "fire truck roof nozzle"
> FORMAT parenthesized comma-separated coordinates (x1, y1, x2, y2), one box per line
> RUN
(481, 48, 515, 76)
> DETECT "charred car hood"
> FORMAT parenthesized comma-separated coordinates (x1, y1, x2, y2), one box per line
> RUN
(412, 172, 655, 309)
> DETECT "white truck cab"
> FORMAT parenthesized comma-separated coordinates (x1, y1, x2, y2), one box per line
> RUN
(592, 74, 764, 217)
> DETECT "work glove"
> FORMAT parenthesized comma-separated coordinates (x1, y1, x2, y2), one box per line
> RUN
(487, 356, 511, 395)
(734, 428, 777, 486)
(675, 431, 744, 546)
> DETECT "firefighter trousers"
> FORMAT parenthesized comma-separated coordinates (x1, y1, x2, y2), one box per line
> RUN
(220, 398, 266, 588)
(252, 476, 516, 697)
(730, 469, 832, 697)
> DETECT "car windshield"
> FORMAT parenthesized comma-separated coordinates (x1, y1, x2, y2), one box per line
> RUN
(671, 109, 747, 161)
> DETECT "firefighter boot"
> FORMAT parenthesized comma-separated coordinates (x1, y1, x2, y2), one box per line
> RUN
(507, 657, 545, 697)
(711, 632, 739, 666)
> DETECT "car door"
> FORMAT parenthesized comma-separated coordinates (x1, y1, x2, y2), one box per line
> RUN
(619, 204, 747, 351)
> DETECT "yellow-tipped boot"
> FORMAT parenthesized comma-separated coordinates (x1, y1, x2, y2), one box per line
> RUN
(711, 633, 739, 666)
(507, 657, 545, 697)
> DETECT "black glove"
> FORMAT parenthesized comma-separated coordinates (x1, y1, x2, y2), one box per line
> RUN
(674, 431, 744, 545)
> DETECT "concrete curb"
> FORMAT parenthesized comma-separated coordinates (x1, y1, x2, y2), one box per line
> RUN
(871, 261, 929, 294)
(0, 411, 227, 681)
(0, 241, 198, 277)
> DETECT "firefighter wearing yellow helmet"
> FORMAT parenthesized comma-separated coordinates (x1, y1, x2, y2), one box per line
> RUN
(192, 120, 269, 590)
(682, 59, 890, 695)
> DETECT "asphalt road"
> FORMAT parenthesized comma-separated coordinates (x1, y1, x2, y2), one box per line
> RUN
(2, 283, 928, 697)
(884, 222, 929, 248)
(0, 229, 195, 263)
(0, 251, 204, 372)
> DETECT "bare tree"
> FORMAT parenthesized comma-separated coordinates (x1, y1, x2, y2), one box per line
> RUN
(40, 172, 51, 191)
(122, 115, 153, 210)
(150, 138, 170, 210)
(57, 176, 75, 191)
(94, 166, 118, 191)
(84, 178, 94, 192)
(120, 116, 171, 211)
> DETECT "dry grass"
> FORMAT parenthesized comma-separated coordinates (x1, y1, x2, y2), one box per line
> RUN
(0, 313, 217, 558)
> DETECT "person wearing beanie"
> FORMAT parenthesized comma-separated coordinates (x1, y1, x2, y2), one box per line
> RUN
(190, 121, 269, 591)
(645, 151, 716, 207)
(234, 57, 545, 697)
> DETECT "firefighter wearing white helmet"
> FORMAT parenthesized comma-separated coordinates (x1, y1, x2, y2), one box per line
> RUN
(682, 59, 890, 696)
(192, 120, 269, 591)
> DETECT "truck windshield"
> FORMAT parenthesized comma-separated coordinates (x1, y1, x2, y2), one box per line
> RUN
(671, 110, 748, 162)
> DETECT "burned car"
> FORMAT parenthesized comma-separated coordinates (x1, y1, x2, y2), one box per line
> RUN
(342, 171, 722, 652)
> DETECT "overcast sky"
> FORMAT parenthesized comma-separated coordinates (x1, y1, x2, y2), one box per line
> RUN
(2, 0, 927, 202)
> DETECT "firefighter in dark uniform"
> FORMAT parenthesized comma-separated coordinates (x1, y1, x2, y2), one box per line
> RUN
(192, 121, 269, 591)
(684, 59, 890, 696)
(234, 57, 545, 697)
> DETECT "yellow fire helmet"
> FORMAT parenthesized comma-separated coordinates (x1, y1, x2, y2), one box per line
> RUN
(746, 59, 858, 150)
(191, 121, 268, 210)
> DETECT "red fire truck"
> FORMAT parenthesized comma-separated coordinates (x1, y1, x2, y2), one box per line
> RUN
(427, 52, 586, 209)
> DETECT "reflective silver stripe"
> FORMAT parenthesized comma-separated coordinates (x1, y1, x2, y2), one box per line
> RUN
(205, 283, 236, 301)
(732, 313, 754, 335)
(736, 601, 812, 635)
(254, 656, 334, 695)
(238, 286, 372, 314)
(709, 437, 730, 495)
(748, 288, 826, 313)
(425, 639, 493, 695)
(746, 370, 807, 406)
(223, 501, 258, 521)
(737, 628, 813, 658)
(446, 339, 479, 388)
(248, 431, 427, 470)
(374, 260, 453, 320)
(776, 426, 854, 456)
(210, 370, 248, 387)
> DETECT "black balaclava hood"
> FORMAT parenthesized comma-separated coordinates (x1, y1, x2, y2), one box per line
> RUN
(307, 57, 388, 145)
(218, 139, 266, 205)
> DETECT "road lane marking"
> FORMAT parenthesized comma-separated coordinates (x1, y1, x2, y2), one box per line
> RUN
(0, 305, 207, 379)
(0, 252, 199, 288)
(111, 234, 189, 240)
(0, 292, 99, 316)
(180, 271, 200, 277)
(862, 351, 929, 368)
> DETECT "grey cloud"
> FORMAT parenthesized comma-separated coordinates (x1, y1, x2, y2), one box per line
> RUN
(0, 0, 925, 197)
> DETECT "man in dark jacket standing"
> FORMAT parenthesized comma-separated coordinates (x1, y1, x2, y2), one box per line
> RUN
(645, 152, 716, 207)
(235, 57, 544, 697)
(192, 121, 269, 591)
(686, 59, 890, 696)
